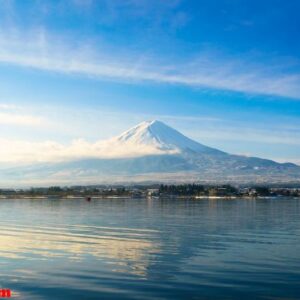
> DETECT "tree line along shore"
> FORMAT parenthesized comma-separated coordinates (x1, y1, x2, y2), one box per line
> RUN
(0, 184, 300, 199)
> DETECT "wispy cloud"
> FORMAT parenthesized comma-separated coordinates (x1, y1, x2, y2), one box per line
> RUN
(189, 125, 300, 146)
(0, 137, 176, 164)
(0, 103, 45, 126)
(0, 29, 300, 99)
(0, 103, 21, 110)
(0, 111, 43, 126)
(275, 158, 300, 165)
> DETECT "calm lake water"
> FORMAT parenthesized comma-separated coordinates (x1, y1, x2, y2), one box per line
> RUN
(0, 197, 300, 299)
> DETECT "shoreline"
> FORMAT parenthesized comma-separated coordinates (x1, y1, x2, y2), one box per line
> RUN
(0, 195, 299, 200)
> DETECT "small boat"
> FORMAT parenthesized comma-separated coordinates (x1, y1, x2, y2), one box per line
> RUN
(85, 196, 92, 202)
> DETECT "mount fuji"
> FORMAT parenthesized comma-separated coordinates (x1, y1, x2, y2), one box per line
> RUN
(2, 120, 300, 185)
(106, 120, 224, 156)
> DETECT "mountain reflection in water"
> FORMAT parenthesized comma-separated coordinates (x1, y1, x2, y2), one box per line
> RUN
(0, 222, 159, 276)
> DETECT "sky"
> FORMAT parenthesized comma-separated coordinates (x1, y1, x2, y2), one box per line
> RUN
(0, 0, 300, 165)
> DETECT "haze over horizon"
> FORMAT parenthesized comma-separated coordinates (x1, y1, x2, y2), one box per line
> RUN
(0, 0, 300, 166)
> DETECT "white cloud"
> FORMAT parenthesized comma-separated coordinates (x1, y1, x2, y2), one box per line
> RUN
(0, 136, 177, 164)
(273, 158, 300, 165)
(189, 126, 300, 146)
(0, 103, 21, 110)
(0, 111, 43, 126)
(0, 29, 300, 99)
(0, 103, 47, 127)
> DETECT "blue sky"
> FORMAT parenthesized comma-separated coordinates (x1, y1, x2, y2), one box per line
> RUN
(0, 0, 300, 164)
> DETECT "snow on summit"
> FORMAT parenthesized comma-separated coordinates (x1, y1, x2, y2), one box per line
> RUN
(111, 120, 220, 154)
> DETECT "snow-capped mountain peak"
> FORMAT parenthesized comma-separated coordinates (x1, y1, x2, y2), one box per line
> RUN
(112, 120, 222, 154)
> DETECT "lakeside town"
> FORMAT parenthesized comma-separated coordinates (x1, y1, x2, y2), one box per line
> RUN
(0, 184, 300, 199)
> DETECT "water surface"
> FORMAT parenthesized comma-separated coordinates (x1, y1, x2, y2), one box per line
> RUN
(0, 197, 299, 299)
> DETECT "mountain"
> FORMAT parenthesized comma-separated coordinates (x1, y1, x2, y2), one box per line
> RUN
(110, 120, 223, 155)
(1, 120, 300, 186)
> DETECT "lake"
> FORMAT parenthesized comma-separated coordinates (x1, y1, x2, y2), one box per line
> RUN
(0, 197, 299, 299)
